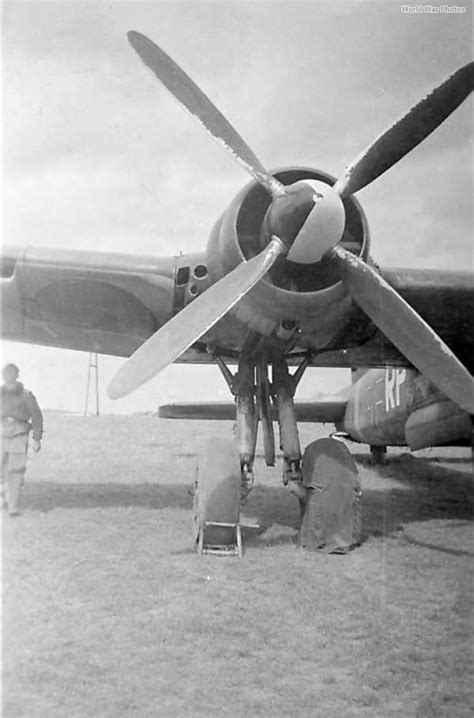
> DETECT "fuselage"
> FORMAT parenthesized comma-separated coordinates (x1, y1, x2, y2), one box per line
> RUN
(340, 367, 472, 450)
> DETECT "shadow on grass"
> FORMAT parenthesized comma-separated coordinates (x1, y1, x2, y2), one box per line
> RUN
(244, 453, 473, 544)
(22, 454, 472, 547)
(359, 454, 472, 528)
(353, 452, 472, 475)
(23, 482, 192, 513)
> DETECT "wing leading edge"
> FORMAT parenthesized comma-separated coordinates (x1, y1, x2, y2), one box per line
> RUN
(1, 245, 178, 357)
(2, 246, 473, 379)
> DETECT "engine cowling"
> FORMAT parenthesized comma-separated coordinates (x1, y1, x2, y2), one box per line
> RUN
(405, 400, 472, 450)
(206, 167, 370, 350)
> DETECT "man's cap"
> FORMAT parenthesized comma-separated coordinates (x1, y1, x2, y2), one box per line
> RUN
(2, 363, 20, 376)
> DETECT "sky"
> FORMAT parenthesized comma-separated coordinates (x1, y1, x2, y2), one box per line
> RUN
(2, 0, 472, 413)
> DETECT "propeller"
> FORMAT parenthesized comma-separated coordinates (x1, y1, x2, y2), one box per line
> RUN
(288, 60, 474, 262)
(333, 61, 474, 198)
(127, 31, 285, 200)
(127, 31, 342, 262)
(108, 237, 285, 399)
(109, 31, 473, 410)
(329, 247, 474, 414)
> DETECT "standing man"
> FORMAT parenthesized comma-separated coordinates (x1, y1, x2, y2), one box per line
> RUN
(1, 363, 43, 516)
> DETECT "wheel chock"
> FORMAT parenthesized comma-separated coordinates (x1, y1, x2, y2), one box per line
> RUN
(197, 521, 243, 558)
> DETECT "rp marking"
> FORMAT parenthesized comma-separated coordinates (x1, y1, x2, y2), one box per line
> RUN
(385, 368, 407, 411)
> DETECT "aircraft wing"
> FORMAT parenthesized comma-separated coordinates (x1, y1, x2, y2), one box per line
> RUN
(306, 267, 474, 373)
(2, 246, 473, 376)
(2, 245, 194, 359)
(159, 398, 347, 423)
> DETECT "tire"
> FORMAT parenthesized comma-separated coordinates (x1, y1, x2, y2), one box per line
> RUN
(299, 438, 361, 552)
(193, 438, 241, 548)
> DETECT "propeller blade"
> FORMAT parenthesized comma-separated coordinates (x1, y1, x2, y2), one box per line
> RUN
(334, 61, 474, 197)
(331, 247, 474, 413)
(108, 238, 285, 399)
(127, 31, 285, 199)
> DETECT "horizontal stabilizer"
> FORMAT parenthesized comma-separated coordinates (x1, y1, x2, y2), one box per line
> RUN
(159, 399, 347, 423)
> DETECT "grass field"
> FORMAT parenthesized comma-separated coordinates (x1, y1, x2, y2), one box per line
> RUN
(2, 412, 473, 717)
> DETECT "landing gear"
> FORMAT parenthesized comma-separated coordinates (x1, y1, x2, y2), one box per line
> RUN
(213, 350, 311, 500)
(273, 355, 309, 489)
(370, 445, 387, 465)
(193, 438, 242, 556)
(240, 462, 254, 502)
(200, 349, 311, 555)
(215, 350, 260, 500)
(233, 357, 258, 500)
(298, 438, 362, 553)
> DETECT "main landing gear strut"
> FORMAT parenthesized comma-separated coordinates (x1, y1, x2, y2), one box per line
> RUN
(192, 351, 310, 555)
(217, 351, 310, 497)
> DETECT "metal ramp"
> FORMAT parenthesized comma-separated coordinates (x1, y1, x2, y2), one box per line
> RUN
(196, 520, 243, 558)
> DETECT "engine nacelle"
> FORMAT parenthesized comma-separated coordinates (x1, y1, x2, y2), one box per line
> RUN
(405, 400, 472, 450)
(206, 167, 370, 350)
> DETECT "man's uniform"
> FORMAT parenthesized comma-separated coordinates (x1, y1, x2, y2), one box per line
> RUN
(1, 382, 43, 514)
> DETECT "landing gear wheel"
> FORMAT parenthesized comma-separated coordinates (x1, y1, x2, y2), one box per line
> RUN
(193, 438, 241, 550)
